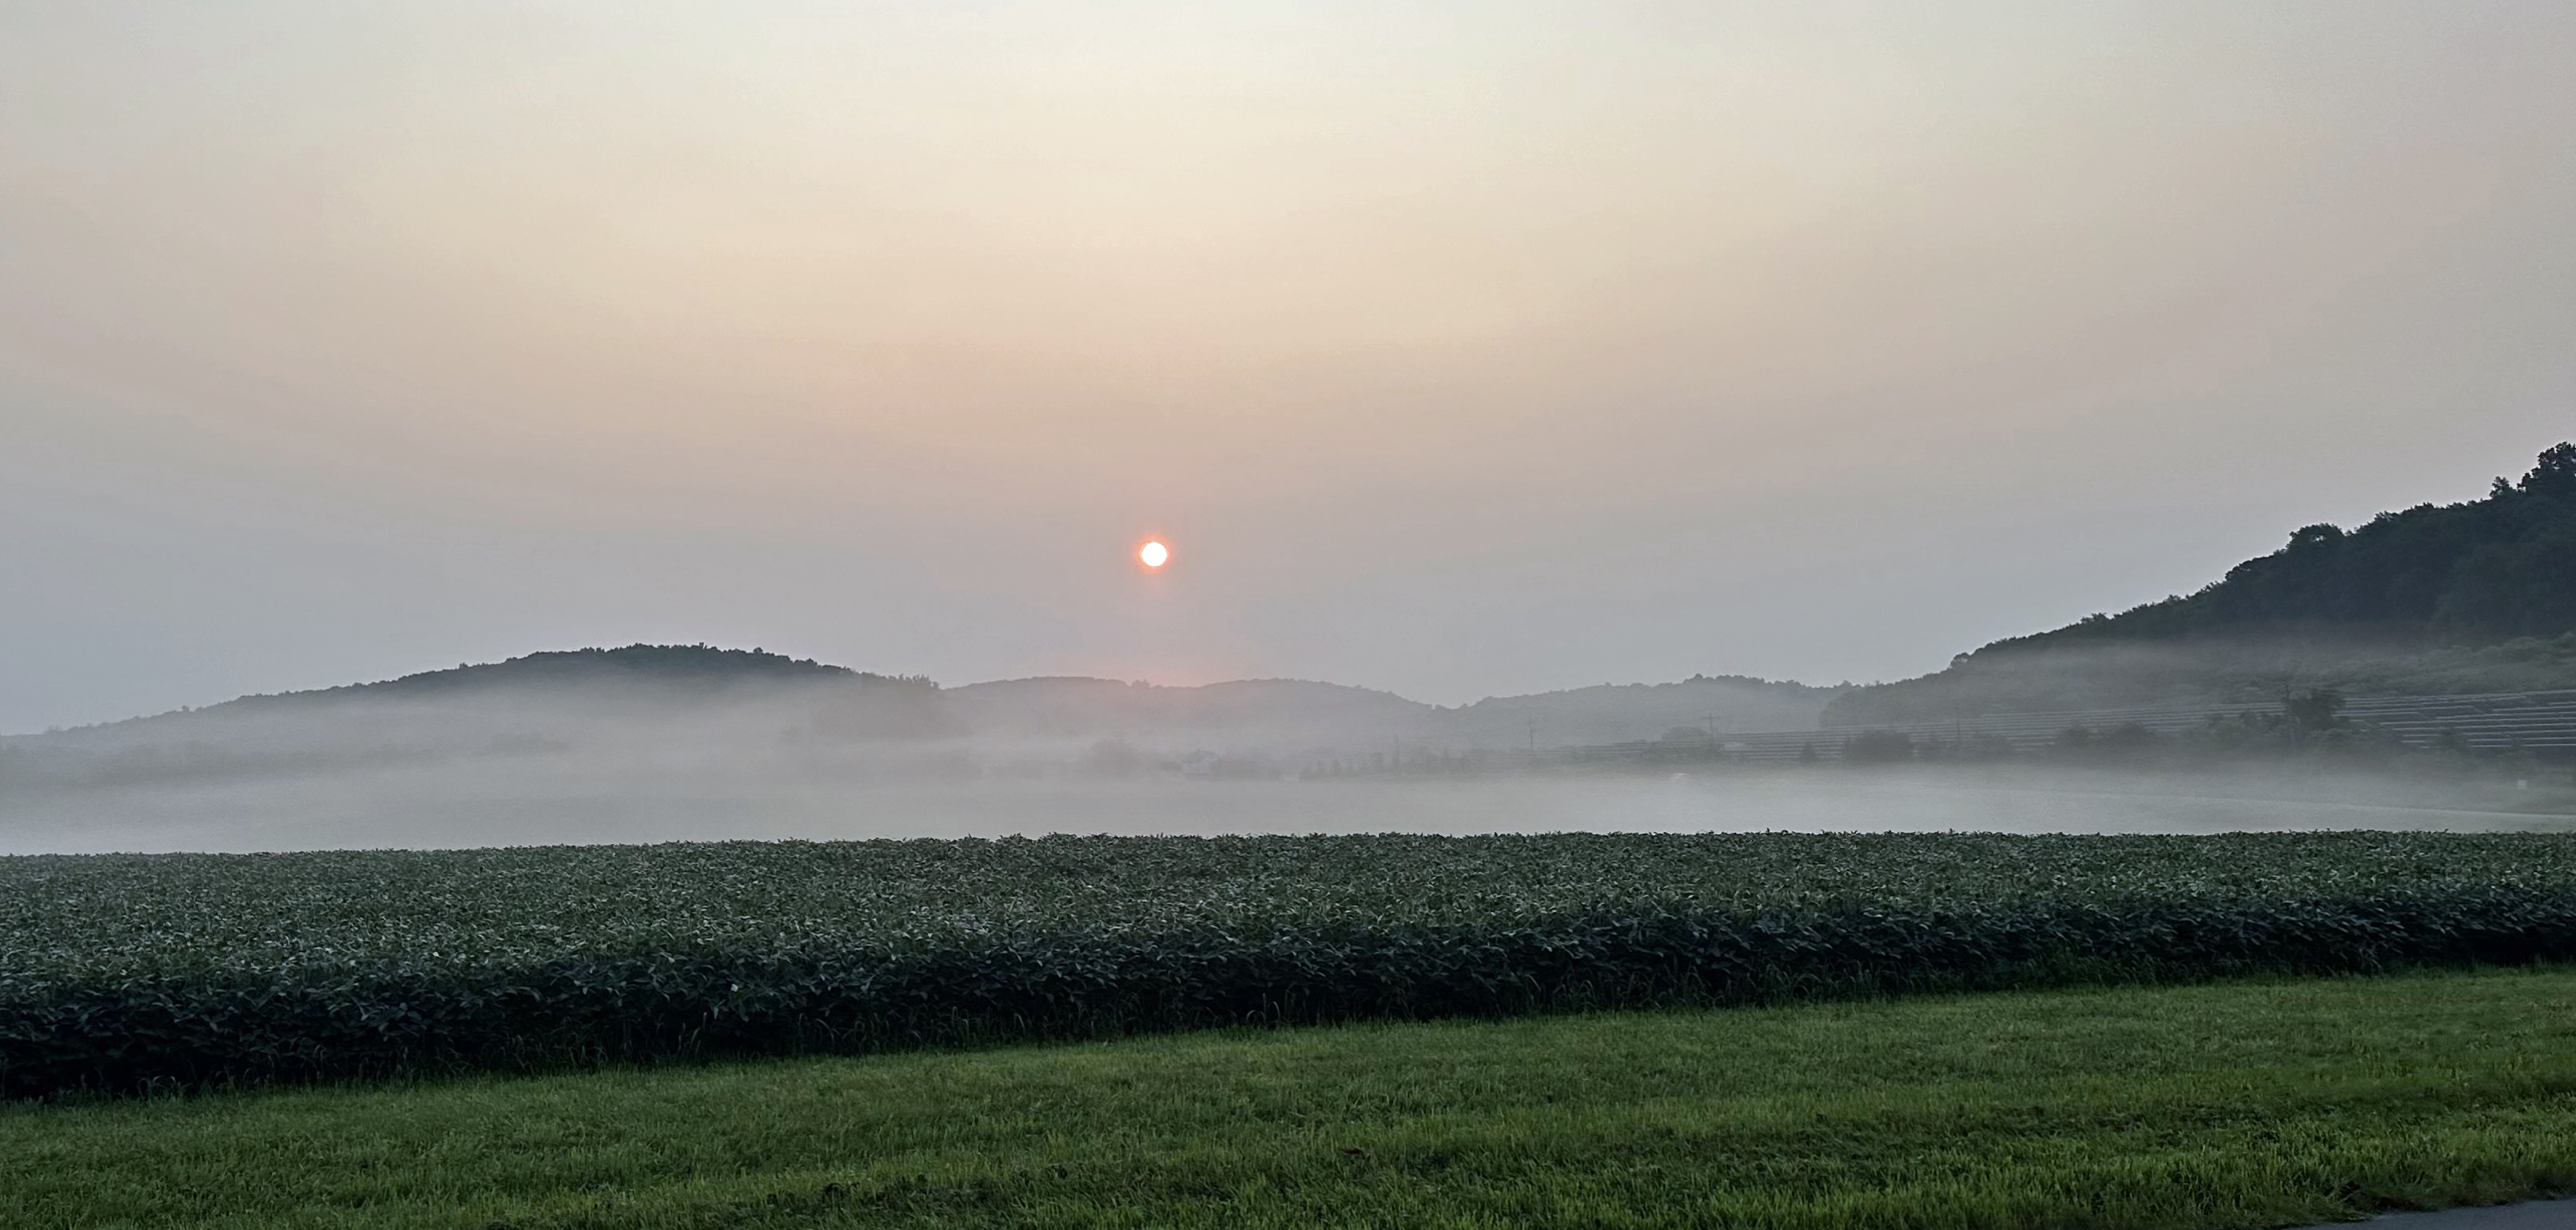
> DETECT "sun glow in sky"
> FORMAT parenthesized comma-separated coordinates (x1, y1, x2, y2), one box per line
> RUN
(2, 2, 2573, 730)
(1140, 541, 1170, 570)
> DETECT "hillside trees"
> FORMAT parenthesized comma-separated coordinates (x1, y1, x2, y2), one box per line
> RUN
(1969, 443, 2576, 651)
(1824, 444, 2576, 722)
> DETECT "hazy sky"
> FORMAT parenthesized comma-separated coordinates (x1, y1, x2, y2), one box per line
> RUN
(5, 2, 2573, 732)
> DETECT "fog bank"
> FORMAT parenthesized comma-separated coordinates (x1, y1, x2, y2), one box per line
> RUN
(3, 763, 2563, 857)
(4, 648, 2566, 855)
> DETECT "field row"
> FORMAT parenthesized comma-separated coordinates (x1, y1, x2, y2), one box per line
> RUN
(6, 832, 2575, 1098)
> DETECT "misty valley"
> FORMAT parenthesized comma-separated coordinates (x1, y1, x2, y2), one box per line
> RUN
(17, 6, 2576, 1223)
(0, 644, 2568, 855)
(13, 446, 2575, 854)
(0, 646, 2563, 854)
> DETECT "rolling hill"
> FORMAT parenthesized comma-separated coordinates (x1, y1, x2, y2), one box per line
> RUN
(0, 647, 1844, 793)
(1828, 442, 2576, 725)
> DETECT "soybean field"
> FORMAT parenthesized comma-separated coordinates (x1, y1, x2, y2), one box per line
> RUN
(6, 831, 2576, 1100)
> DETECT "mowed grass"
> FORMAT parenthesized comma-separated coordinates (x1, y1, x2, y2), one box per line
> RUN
(10, 969, 2576, 1230)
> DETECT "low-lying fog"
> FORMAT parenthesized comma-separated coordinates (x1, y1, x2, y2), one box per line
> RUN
(2, 763, 2564, 856)
(3, 653, 2566, 855)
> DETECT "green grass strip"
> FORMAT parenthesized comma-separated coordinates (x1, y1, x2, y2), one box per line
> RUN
(9, 966, 2576, 1229)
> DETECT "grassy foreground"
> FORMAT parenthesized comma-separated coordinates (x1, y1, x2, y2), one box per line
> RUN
(9, 969, 2576, 1229)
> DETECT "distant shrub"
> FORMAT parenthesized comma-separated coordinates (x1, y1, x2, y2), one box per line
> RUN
(1843, 730, 1916, 762)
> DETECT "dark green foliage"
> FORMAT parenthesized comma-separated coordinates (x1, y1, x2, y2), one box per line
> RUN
(1829, 444, 2576, 722)
(6, 833, 2576, 1100)
(1986, 443, 2576, 648)
(2437, 525, 2576, 639)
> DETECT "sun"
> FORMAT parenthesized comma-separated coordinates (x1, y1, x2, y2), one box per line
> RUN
(1138, 539, 1169, 569)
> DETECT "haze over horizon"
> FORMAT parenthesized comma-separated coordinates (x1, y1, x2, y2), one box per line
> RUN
(8, 2, 2574, 733)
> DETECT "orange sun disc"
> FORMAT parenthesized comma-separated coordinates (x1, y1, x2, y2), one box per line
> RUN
(1139, 540, 1169, 568)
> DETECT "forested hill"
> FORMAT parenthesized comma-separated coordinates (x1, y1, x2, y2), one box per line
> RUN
(1989, 443, 2576, 654)
(1825, 444, 2576, 724)
(211, 645, 898, 712)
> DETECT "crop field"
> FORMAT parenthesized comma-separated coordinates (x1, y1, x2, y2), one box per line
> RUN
(6, 831, 2576, 1100)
